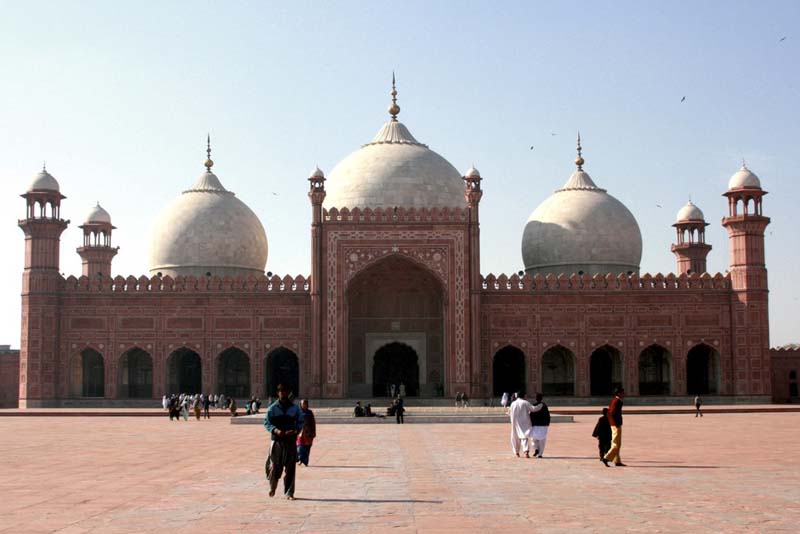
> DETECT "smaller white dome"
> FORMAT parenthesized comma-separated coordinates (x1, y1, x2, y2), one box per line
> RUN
(27, 168, 60, 192)
(675, 201, 705, 222)
(728, 165, 761, 189)
(309, 166, 324, 179)
(465, 165, 480, 178)
(85, 203, 111, 224)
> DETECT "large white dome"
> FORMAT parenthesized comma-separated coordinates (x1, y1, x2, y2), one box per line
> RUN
(521, 160, 642, 277)
(149, 165, 268, 278)
(323, 118, 465, 209)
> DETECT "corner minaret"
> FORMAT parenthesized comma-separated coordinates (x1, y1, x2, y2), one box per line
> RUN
(721, 162, 771, 396)
(18, 165, 69, 407)
(77, 203, 118, 279)
(308, 165, 326, 398)
(671, 200, 711, 274)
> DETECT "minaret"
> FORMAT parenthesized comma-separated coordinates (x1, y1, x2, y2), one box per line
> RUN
(721, 162, 771, 396)
(18, 165, 69, 407)
(464, 164, 483, 396)
(308, 165, 326, 398)
(671, 200, 711, 274)
(77, 203, 118, 279)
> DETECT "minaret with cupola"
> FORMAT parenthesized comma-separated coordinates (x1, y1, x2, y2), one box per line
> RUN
(721, 162, 771, 395)
(18, 165, 69, 407)
(671, 200, 711, 275)
(77, 203, 118, 279)
(308, 164, 326, 398)
(464, 164, 484, 395)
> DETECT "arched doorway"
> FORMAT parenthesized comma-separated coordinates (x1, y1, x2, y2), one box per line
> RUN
(266, 348, 299, 398)
(119, 348, 153, 399)
(687, 344, 720, 394)
(347, 255, 444, 397)
(493, 345, 526, 397)
(218, 348, 250, 398)
(373, 342, 419, 397)
(790, 370, 798, 399)
(167, 348, 202, 394)
(638, 345, 671, 395)
(74, 348, 104, 398)
(590, 345, 623, 396)
(541, 345, 575, 395)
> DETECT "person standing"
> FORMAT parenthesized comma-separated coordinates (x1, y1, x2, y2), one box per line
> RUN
(192, 395, 202, 420)
(592, 407, 612, 461)
(694, 396, 703, 417)
(529, 393, 550, 457)
(602, 387, 626, 467)
(296, 399, 316, 466)
(203, 393, 211, 419)
(501, 392, 509, 412)
(180, 396, 190, 421)
(509, 392, 541, 457)
(455, 391, 462, 408)
(395, 397, 405, 424)
(399, 382, 406, 398)
(390, 384, 396, 398)
(229, 397, 238, 417)
(264, 384, 303, 499)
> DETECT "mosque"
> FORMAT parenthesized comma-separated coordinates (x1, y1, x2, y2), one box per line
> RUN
(14, 82, 774, 407)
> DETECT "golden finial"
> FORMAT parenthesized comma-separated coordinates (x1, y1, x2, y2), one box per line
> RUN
(575, 131, 584, 170)
(388, 71, 400, 121)
(204, 134, 214, 171)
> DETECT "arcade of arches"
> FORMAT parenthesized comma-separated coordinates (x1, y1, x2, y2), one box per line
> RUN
(347, 256, 444, 398)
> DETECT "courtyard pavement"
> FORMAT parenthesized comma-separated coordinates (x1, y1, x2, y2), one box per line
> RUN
(0, 412, 798, 533)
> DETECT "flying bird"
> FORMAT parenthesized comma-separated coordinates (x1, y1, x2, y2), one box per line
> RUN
(779, 36, 786, 42)
(656, 204, 663, 208)
(530, 146, 534, 150)
(680, 96, 686, 102)
(272, 192, 279, 196)
(550, 132, 557, 136)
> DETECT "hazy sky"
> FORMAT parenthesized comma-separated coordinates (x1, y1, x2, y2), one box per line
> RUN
(1, 1, 797, 347)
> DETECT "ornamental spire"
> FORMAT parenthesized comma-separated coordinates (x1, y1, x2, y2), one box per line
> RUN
(575, 131, 584, 171)
(204, 134, 214, 171)
(388, 71, 400, 121)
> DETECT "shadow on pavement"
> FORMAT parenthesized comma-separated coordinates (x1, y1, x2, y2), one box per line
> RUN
(310, 465, 391, 469)
(296, 497, 442, 504)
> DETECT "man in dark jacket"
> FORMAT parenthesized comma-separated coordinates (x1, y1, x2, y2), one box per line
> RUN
(602, 387, 626, 467)
(529, 393, 550, 457)
(264, 384, 304, 499)
(592, 407, 612, 461)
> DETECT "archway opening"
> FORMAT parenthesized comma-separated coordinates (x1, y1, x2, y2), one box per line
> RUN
(492, 345, 526, 397)
(638, 345, 671, 395)
(167, 348, 202, 394)
(373, 342, 419, 397)
(119, 348, 153, 399)
(218, 348, 250, 399)
(687, 344, 720, 394)
(78, 349, 104, 398)
(541, 345, 575, 396)
(590, 345, 623, 396)
(266, 348, 299, 399)
(347, 255, 443, 397)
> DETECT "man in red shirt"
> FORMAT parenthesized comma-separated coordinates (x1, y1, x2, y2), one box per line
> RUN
(602, 387, 626, 467)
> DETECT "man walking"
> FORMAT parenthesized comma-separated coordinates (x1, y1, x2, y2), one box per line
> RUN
(264, 384, 304, 500)
(694, 395, 703, 417)
(602, 387, 626, 467)
(529, 393, 550, 458)
(509, 392, 541, 457)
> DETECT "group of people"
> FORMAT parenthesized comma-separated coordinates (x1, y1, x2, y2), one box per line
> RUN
(454, 391, 470, 407)
(387, 382, 407, 398)
(162, 393, 241, 420)
(508, 392, 551, 457)
(264, 384, 316, 500)
(353, 397, 406, 423)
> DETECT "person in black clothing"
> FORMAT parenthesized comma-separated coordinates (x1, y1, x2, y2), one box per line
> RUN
(592, 407, 612, 461)
(353, 401, 365, 417)
(529, 393, 550, 457)
(202, 394, 211, 419)
(264, 384, 303, 500)
(394, 397, 405, 424)
(168, 396, 180, 421)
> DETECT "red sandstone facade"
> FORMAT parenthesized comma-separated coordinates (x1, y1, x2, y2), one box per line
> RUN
(770, 347, 800, 403)
(0, 346, 20, 408)
(14, 167, 775, 406)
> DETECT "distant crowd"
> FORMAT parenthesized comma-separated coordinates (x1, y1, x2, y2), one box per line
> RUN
(162, 393, 265, 420)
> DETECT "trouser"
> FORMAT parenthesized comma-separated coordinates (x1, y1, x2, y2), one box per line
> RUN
(531, 437, 547, 456)
(267, 440, 297, 497)
(297, 444, 312, 466)
(204, 407, 210, 419)
(510, 433, 530, 455)
(604, 426, 622, 464)
(598, 440, 611, 459)
(396, 412, 404, 424)
(695, 405, 703, 417)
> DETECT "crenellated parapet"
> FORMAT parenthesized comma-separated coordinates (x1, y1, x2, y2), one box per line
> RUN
(480, 271, 731, 291)
(323, 206, 469, 224)
(60, 273, 311, 293)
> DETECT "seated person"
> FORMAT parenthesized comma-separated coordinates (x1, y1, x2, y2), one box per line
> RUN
(353, 401, 365, 417)
(365, 404, 374, 417)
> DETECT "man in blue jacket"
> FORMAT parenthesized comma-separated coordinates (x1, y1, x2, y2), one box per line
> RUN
(265, 383, 304, 499)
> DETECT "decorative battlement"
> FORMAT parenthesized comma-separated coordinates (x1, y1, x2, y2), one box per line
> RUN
(481, 271, 731, 291)
(323, 206, 469, 224)
(61, 274, 311, 294)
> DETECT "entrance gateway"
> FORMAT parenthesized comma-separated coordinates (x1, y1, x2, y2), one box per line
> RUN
(367, 334, 426, 397)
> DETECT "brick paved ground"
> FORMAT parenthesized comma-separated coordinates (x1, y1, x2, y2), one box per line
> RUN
(0, 412, 798, 533)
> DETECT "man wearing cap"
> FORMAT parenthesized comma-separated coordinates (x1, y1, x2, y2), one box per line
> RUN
(265, 383, 304, 499)
(602, 387, 626, 467)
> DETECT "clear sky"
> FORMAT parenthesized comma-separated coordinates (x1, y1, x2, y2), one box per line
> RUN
(0, 1, 797, 347)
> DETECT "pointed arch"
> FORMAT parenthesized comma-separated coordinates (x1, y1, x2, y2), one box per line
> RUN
(119, 347, 153, 399)
(217, 347, 250, 398)
(638, 344, 671, 395)
(493, 345, 526, 397)
(541, 344, 576, 396)
(167, 347, 202, 394)
(687, 343, 720, 394)
(590, 344, 623, 396)
(265, 347, 299, 398)
(70, 348, 105, 398)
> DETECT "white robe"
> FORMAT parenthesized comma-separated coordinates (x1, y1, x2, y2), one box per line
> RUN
(509, 398, 535, 439)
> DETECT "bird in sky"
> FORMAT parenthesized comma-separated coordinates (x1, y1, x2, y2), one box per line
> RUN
(680, 96, 686, 102)
(656, 204, 662, 208)
(779, 36, 786, 42)
(550, 132, 557, 136)
(530, 146, 534, 150)
(272, 192, 278, 196)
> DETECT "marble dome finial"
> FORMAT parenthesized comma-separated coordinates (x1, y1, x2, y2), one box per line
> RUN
(575, 131, 585, 171)
(388, 71, 400, 121)
(204, 134, 214, 171)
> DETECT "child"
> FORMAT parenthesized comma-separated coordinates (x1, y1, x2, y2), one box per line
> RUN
(592, 407, 612, 462)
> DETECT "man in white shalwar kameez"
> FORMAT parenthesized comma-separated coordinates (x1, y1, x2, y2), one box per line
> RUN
(509, 392, 543, 457)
